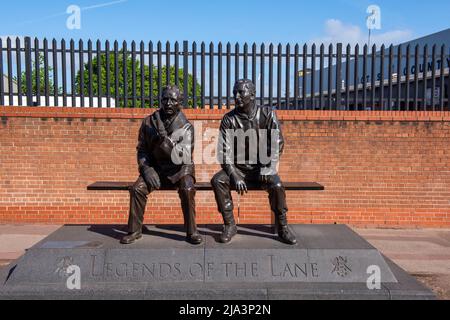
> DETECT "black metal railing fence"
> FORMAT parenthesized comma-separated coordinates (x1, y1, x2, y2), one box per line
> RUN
(0, 37, 448, 110)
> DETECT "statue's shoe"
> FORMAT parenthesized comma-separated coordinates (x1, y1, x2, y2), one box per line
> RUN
(219, 224, 238, 243)
(278, 226, 298, 245)
(120, 231, 142, 245)
(187, 233, 203, 245)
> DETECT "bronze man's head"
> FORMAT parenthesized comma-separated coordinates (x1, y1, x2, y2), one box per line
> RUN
(233, 79, 256, 110)
(161, 85, 183, 117)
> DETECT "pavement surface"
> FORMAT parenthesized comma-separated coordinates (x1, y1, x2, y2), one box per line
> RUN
(0, 224, 449, 299)
(355, 228, 450, 300)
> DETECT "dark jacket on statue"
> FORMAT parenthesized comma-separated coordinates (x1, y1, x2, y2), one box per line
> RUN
(217, 105, 285, 177)
(137, 110, 195, 184)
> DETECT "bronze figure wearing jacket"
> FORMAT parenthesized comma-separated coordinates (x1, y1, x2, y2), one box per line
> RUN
(211, 79, 297, 245)
(121, 85, 202, 245)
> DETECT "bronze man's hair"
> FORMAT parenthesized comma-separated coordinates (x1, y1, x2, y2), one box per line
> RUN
(162, 85, 183, 100)
(233, 79, 256, 96)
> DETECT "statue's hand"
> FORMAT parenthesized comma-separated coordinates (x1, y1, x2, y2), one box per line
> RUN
(157, 136, 176, 156)
(236, 180, 248, 196)
(231, 172, 248, 196)
(156, 131, 168, 144)
(143, 167, 161, 190)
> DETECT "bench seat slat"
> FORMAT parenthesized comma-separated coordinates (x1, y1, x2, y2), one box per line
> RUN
(87, 181, 325, 191)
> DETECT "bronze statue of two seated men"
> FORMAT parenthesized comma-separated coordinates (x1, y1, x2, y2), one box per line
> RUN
(121, 80, 297, 246)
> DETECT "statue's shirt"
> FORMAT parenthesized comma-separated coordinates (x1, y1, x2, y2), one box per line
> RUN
(217, 105, 285, 177)
(137, 110, 195, 184)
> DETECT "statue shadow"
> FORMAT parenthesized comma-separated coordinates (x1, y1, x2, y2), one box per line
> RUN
(85, 224, 280, 243)
(86, 224, 217, 243)
(204, 224, 279, 242)
(153, 225, 219, 240)
(3, 265, 17, 285)
(143, 225, 186, 242)
(86, 225, 127, 240)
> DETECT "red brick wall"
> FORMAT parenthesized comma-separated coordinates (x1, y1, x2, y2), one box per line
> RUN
(1, 106, 450, 228)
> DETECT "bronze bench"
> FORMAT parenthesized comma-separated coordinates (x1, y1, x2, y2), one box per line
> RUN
(87, 181, 325, 228)
(87, 181, 325, 191)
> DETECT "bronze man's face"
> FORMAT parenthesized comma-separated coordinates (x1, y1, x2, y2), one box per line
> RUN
(161, 89, 181, 117)
(233, 83, 254, 110)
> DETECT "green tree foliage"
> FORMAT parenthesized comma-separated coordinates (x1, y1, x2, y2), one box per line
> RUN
(18, 54, 59, 95)
(75, 50, 202, 108)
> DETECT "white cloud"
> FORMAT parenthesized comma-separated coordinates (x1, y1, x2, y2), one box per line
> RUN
(310, 19, 413, 47)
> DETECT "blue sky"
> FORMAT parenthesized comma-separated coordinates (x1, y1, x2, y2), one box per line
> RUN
(1, 0, 449, 45)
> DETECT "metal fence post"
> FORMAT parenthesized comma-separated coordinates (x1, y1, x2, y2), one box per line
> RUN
(336, 43, 342, 110)
(183, 41, 189, 107)
(25, 37, 33, 106)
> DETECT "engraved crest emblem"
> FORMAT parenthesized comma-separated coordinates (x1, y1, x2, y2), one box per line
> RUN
(331, 256, 352, 277)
